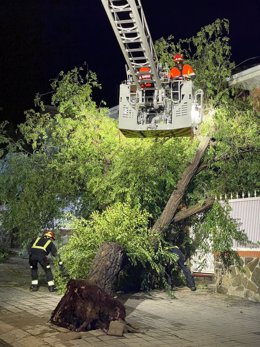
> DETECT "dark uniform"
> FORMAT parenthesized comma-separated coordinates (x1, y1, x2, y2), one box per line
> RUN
(28, 234, 58, 292)
(170, 246, 196, 291)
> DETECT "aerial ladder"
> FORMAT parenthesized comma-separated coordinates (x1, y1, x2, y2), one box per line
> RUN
(101, 0, 203, 138)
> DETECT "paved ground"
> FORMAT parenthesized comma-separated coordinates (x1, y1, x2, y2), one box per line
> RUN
(0, 256, 260, 347)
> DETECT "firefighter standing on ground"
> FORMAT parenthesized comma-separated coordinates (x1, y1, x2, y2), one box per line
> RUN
(170, 246, 196, 291)
(28, 230, 64, 292)
(169, 53, 196, 80)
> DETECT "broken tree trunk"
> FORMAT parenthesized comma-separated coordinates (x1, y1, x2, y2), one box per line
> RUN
(152, 137, 211, 233)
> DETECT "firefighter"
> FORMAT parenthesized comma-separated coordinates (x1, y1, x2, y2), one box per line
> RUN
(170, 246, 196, 291)
(28, 229, 64, 292)
(169, 53, 196, 80)
(138, 66, 153, 88)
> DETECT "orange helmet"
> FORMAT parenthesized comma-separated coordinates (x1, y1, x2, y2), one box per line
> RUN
(139, 66, 150, 72)
(173, 53, 184, 62)
(44, 230, 55, 240)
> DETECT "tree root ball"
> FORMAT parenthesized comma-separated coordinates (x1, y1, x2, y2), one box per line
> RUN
(50, 279, 126, 332)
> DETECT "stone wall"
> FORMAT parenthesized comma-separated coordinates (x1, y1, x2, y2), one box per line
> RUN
(215, 254, 260, 302)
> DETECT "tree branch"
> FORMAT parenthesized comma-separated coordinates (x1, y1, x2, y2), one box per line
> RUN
(173, 197, 215, 222)
(152, 137, 211, 233)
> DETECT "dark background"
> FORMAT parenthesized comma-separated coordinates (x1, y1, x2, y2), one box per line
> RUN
(0, 0, 259, 125)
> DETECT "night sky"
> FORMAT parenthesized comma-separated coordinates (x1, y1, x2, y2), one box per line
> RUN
(0, 0, 259, 125)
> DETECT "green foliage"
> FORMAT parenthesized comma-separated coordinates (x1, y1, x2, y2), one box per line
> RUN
(189, 96, 259, 200)
(0, 66, 120, 242)
(52, 259, 68, 294)
(93, 137, 197, 220)
(35, 64, 101, 117)
(0, 122, 10, 158)
(0, 248, 9, 263)
(0, 152, 71, 243)
(193, 202, 248, 254)
(191, 202, 250, 268)
(20, 106, 120, 216)
(60, 202, 177, 282)
(155, 19, 235, 105)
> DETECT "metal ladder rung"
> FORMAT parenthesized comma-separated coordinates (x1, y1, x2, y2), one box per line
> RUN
(118, 28, 139, 34)
(110, 0, 138, 4)
(130, 56, 148, 61)
(110, 8, 131, 12)
(109, 1, 129, 7)
(110, 5, 141, 12)
(126, 48, 145, 53)
(122, 38, 142, 43)
(115, 19, 135, 24)
(121, 35, 141, 40)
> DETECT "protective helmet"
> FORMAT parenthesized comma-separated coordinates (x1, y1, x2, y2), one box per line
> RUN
(44, 230, 55, 240)
(173, 53, 184, 62)
(139, 66, 150, 72)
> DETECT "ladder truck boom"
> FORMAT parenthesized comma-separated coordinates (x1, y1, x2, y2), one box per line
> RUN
(101, 0, 162, 90)
(101, 0, 204, 138)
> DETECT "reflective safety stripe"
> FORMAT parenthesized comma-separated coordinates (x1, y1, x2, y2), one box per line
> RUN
(32, 280, 38, 285)
(48, 280, 55, 286)
(31, 237, 52, 252)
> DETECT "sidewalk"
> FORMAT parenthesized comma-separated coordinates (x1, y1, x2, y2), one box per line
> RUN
(0, 256, 260, 347)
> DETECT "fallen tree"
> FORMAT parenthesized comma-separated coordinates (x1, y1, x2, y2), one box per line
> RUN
(87, 138, 212, 291)
(50, 137, 213, 332)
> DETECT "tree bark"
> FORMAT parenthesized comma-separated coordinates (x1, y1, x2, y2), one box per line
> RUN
(87, 242, 124, 295)
(152, 137, 211, 233)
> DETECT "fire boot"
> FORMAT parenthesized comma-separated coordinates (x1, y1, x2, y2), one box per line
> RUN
(30, 284, 39, 292)
(48, 285, 57, 292)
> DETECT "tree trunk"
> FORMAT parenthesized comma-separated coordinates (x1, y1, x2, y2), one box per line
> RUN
(152, 137, 211, 233)
(87, 241, 124, 295)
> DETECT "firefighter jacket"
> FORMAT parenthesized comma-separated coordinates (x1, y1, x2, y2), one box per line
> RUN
(28, 236, 57, 259)
(169, 64, 195, 80)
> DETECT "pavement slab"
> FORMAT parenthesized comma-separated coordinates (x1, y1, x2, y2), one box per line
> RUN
(1, 256, 260, 346)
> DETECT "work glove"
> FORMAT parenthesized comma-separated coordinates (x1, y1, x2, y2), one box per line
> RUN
(58, 261, 70, 280)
